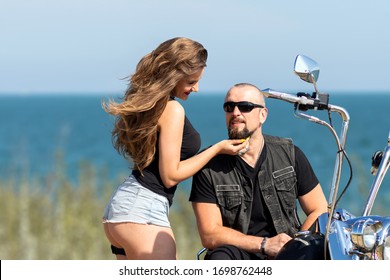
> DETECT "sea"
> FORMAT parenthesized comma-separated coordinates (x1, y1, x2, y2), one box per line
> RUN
(0, 92, 389, 215)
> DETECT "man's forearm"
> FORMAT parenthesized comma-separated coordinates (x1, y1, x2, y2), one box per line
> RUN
(201, 226, 263, 253)
(300, 210, 325, 231)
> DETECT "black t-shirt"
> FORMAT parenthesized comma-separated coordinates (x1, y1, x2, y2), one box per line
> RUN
(133, 115, 201, 206)
(190, 144, 319, 236)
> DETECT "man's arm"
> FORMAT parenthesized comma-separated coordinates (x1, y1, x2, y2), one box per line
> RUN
(192, 202, 291, 257)
(298, 184, 328, 231)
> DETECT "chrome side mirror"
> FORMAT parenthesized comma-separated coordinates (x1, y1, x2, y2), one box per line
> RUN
(294, 54, 320, 84)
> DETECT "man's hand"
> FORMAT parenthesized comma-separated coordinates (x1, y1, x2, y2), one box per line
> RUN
(264, 233, 291, 257)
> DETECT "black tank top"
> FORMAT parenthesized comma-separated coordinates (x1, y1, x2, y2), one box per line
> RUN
(132, 115, 201, 205)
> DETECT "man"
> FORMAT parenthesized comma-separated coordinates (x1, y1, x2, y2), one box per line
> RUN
(190, 83, 328, 260)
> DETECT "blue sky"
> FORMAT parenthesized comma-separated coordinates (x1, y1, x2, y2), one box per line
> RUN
(1, 0, 389, 94)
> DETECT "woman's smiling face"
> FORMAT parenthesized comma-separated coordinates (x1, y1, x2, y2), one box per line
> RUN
(173, 68, 205, 100)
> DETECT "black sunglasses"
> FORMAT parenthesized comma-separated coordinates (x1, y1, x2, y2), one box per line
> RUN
(223, 101, 264, 113)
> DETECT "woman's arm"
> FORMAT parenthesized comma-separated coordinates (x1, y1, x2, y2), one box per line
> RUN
(158, 100, 247, 187)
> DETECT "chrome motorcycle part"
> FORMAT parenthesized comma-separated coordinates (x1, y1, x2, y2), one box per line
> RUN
(350, 219, 380, 251)
(363, 131, 390, 216)
(383, 236, 390, 260)
(294, 54, 320, 84)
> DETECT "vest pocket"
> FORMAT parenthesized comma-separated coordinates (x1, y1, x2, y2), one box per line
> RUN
(215, 184, 242, 210)
(273, 166, 297, 208)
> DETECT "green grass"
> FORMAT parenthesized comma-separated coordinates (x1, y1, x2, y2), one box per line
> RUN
(0, 153, 201, 260)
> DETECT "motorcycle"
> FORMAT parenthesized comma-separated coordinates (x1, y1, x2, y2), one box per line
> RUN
(260, 54, 390, 260)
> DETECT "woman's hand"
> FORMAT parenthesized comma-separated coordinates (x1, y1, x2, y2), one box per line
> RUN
(216, 138, 249, 155)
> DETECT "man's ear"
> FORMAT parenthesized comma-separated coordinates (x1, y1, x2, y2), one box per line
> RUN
(260, 107, 268, 124)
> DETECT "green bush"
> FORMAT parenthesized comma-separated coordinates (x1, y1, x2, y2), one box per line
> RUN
(0, 157, 201, 260)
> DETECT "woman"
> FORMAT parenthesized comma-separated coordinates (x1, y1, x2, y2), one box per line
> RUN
(102, 37, 248, 260)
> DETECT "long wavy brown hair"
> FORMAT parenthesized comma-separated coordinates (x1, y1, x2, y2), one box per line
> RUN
(102, 37, 208, 173)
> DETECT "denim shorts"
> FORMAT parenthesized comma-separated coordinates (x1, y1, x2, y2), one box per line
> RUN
(102, 175, 171, 228)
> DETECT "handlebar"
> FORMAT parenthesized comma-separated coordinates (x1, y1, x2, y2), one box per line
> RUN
(261, 88, 330, 112)
(261, 88, 316, 105)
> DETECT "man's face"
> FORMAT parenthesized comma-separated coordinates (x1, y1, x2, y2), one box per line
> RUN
(224, 86, 267, 139)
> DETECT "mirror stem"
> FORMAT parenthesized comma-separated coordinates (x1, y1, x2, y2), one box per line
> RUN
(310, 73, 320, 97)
